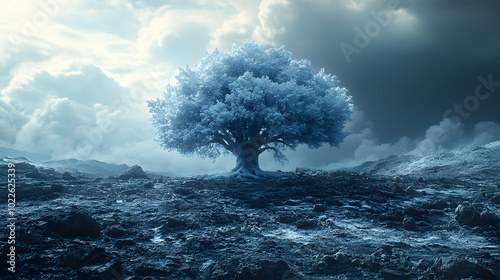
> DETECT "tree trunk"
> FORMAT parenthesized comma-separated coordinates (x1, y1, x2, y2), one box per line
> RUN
(231, 145, 262, 176)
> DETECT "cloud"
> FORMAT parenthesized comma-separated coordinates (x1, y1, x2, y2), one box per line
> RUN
(136, 5, 216, 67)
(253, 0, 293, 45)
(262, 115, 499, 173)
(1, 63, 151, 160)
(2, 64, 130, 113)
(0, 100, 28, 147)
(14, 98, 95, 157)
(472, 121, 500, 146)
(209, 1, 260, 51)
(245, 0, 500, 143)
(1, 1, 499, 176)
(259, 107, 417, 171)
(413, 118, 466, 154)
(57, 0, 139, 40)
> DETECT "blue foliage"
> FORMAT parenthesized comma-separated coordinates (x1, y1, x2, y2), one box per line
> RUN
(148, 41, 353, 168)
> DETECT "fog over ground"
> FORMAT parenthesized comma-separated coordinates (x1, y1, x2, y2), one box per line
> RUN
(1, 0, 499, 175)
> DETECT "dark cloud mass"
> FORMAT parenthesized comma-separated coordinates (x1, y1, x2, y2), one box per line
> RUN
(263, 0, 500, 142)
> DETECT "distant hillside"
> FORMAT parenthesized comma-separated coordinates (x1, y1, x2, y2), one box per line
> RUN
(348, 141, 500, 183)
(1, 147, 174, 178)
(0, 147, 50, 162)
(41, 159, 131, 178)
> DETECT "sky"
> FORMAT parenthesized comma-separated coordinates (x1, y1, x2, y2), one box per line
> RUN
(1, 0, 500, 176)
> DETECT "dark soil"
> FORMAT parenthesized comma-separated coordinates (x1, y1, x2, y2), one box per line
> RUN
(1, 167, 499, 280)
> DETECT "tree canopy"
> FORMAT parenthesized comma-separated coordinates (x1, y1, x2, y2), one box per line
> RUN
(148, 41, 353, 178)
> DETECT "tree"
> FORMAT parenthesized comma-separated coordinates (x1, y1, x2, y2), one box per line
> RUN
(148, 41, 353, 178)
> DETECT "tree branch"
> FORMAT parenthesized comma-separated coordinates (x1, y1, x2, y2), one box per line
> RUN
(258, 146, 279, 154)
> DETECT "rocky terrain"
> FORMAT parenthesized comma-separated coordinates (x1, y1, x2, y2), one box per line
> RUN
(1, 158, 499, 279)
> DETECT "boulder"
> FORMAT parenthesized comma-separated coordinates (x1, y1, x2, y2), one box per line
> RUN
(118, 165, 148, 180)
(253, 260, 295, 280)
(47, 211, 101, 238)
(313, 204, 326, 212)
(455, 204, 481, 227)
(481, 211, 500, 225)
(403, 216, 416, 231)
(426, 256, 496, 280)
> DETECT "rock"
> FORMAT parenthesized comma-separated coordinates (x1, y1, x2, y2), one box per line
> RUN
(15, 162, 39, 173)
(311, 261, 328, 272)
(61, 172, 77, 180)
(115, 239, 136, 249)
(455, 204, 481, 227)
(135, 266, 172, 277)
(173, 187, 194, 196)
(480, 211, 500, 225)
(426, 256, 496, 280)
(374, 245, 392, 257)
(422, 200, 449, 210)
(350, 258, 361, 267)
(276, 212, 296, 224)
(253, 260, 295, 280)
(118, 165, 148, 180)
(99, 182, 112, 188)
(159, 218, 184, 233)
(173, 200, 193, 211)
(60, 244, 109, 268)
(50, 184, 65, 192)
(360, 255, 380, 271)
(142, 181, 155, 188)
(313, 204, 326, 212)
(389, 183, 405, 194)
(403, 216, 416, 230)
(47, 211, 101, 238)
(78, 261, 126, 280)
(395, 210, 404, 221)
(313, 251, 352, 274)
(26, 168, 45, 179)
(296, 218, 317, 229)
(415, 259, 430, 270)
(403, 207, 421, 218)
(491, 194, 500, 205)
(212, 212, 240, 225)
(104, 225, 128, 237)
(238, 266, 254, 279)
(379, 213, 398, 222)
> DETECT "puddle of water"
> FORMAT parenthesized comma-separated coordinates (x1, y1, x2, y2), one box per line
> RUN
(151, 234, 165, 243)
(262, 227, 330, 244)
(151, 226, 165, 243)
